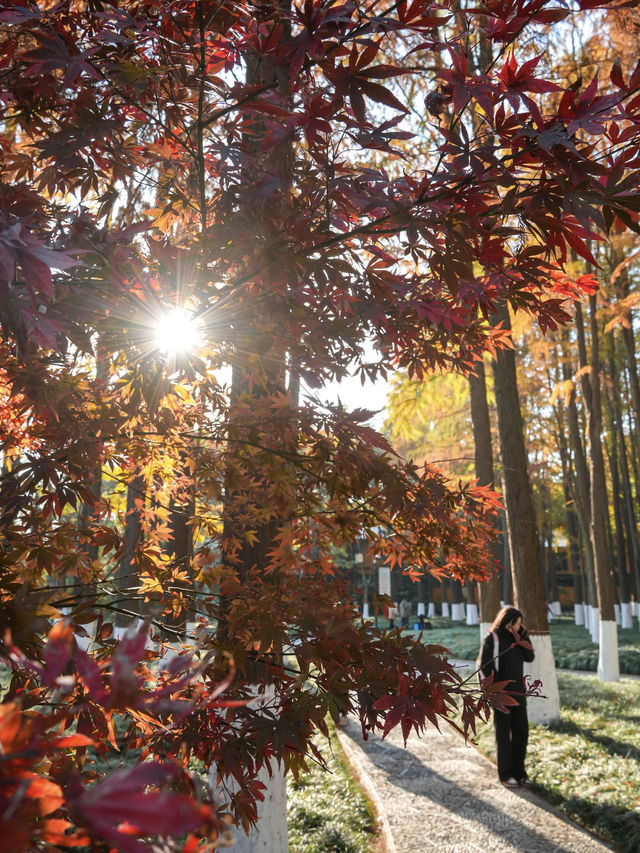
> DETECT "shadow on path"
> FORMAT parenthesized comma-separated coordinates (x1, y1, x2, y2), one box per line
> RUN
(360, 732, 581, 853)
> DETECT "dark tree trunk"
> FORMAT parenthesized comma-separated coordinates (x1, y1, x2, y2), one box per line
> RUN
(498, 507, 512, 604)
(219, 2, 291, 671)
(585, 295, 618, 678)
(604, 355, 631, 609)
(468, 363, 500, 625)
(451, 577, 464, 620)
(611, 344, 640, 615)
(553, 390, 584, 618)
(114, 474, 145, 629)
(491, 302, 558, 719)
(621, 320, 640, 463)
(491, 304, 549, 633)
(547, 535, 558, 607)
(563, 323, 598, 610)
(440, 575, 450, 615)
(78, 343, 108, 573)
(164, 457, 196, 637)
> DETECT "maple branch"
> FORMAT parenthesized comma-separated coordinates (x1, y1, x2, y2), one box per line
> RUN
(199, 0, 409, 131)
(196, 1, 208, 233)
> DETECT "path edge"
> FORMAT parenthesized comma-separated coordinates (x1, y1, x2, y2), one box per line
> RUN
(334, 722, 398, 853)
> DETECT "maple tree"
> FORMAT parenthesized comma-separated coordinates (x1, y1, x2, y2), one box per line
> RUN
(2, 0, 640, 850)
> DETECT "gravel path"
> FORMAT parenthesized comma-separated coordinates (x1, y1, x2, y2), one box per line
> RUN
(336, 718, 616, 853)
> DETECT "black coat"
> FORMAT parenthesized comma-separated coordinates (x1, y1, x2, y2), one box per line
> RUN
(480, 626, 535, 705)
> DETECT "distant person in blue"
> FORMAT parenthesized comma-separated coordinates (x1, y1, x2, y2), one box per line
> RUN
(480, 606, 535, 788)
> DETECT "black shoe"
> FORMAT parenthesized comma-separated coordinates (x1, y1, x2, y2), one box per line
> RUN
(501, 777, 519, 788)
(519, 776, 532, 787)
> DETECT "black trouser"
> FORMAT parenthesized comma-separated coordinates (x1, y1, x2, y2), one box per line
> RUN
(494, 701, 528, 781)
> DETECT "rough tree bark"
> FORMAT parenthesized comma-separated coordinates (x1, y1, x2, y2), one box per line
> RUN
(563, 323, 598, 638)
(451, 578, 465, 621)
(604, 350, 633, 628)
(585, 295, 619, 681)
(113, 474, 145, 634)
(468, 362, 500, 634)
(218, 3, 292, 845)
(491, 302, 559, 723)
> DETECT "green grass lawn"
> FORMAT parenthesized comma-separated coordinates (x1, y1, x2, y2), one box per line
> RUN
(406, 613, 640, 674)
(287, 724, 378, 853)
(471, 673, 640, 852)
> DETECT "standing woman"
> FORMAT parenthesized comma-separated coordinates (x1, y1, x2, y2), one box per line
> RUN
(480, 606, 535, 788)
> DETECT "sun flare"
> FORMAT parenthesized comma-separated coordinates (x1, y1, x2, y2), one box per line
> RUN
(155, 307, 204, 355)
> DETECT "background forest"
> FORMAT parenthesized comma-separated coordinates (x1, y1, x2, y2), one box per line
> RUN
(383, 7, 640, 673)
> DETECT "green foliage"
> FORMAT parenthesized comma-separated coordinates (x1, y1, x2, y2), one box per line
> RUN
(473, 674, 640, 853)
(288, 728, 376, 853)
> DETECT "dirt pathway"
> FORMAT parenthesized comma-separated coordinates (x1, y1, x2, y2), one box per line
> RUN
(336, 718, 616, 853)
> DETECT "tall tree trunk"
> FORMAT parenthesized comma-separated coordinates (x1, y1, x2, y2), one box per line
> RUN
(539, 487, 559, 615)
(604, 351, 633, 628)
(614, 366, 640, 620)
(164, 455, 196, 638)
(585, 295, 619, 680)
(75, 342, 108, 638)
(491, 303, 559, 723)
(468, 363, 500, 633)
(621, 319, 640, 464)
(219, 7, 292, 845)
(440, 575, 450, 618)
(622, 367, 640, 616)
(465, 580, 479, 625)
(547, 533, 560, 615)
(113, 474, 145, 634)
(426, 572, 435, 619)
(451, 578, 465, 621)
(563, 323, 598, 636)
(552, 380, 585, 625)
(498, 506, 512, 605)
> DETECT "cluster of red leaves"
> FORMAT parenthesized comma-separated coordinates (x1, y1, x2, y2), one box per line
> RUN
(1, 622, 225, 853)
(1, 613, 510, 852)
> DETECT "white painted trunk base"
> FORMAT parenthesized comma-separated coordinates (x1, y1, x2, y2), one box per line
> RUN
(598, 620, 620, 682)
(451, 602, 465, 622)
(479, 622, 492, 642)
(524, 634, 560, 725)
(417, 602, 426, 617)
(362, 603, 370, 619)
(574, 604, 584, 626)
(441, 602, 450, 618)
(225, 762, 287, 852)
(590, 607, 600, 643)
(466, 604, 479, 626)
(621, 602, 633, 630)
(427, 603, 436, 618)
(212, 686, 288, 853)
(551, 601, 562, 616)
(614, 604, 621, 625)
